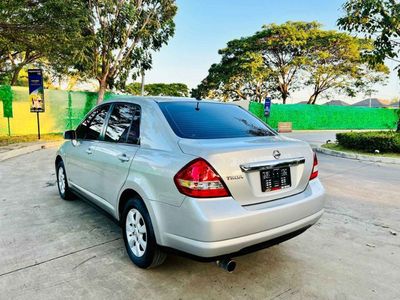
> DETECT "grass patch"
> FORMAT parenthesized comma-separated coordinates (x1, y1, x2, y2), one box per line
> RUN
(322, 143, 400, 158)
(0, 133, 63, 146)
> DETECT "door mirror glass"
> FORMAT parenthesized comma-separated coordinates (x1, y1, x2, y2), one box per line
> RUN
(64, 130, 76, 140)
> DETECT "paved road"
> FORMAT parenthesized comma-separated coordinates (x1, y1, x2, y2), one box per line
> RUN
(282, 131, 340, 146)
(0, 148, 399, 299)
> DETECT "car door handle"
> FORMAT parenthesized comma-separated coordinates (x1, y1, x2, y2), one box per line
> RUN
(86, 148, 93, 155)
(118, 154, 130, 162)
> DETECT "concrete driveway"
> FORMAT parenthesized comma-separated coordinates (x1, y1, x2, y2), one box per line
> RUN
(0, 148, 399, 299)
(282, 131, 339, 146)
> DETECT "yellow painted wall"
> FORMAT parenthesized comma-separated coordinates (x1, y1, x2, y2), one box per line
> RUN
(0, 87, 102, 136)
(0, 101, 59, 135)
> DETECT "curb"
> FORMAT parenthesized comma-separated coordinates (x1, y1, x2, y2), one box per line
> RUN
(0, 141, 63, 162)
(312, 145, 400, 165)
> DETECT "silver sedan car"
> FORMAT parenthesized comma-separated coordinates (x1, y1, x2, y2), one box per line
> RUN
(55, 97, 325, 270)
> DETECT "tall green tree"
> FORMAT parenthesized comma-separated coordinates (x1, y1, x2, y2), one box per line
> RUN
(338, 0, 400, 131)
(192, 38, 273, 102)
(195, 21, 388, 104)
(80, 0, 177, 104)
(250, 22, 318, 103)
(304, 31, 388, 104)
(126, 82, 189, 96)
(0, 0, 91, 85)
(194, 22, 316, 103)
(338, 0, 400, 76)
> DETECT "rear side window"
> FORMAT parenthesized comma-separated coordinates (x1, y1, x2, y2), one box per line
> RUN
(104, 103, 141, 144)
(76, 104, 110, 140)
(158, 102, 275, 139)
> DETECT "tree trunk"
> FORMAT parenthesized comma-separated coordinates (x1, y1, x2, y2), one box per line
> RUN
(282, 94, 287, 104)
(307, 92, 320, 105)
(278, 84, 288, 104)
(311, 93, 320, 105)
(97, 79, 107, 104)
(10, 65, 23, 86)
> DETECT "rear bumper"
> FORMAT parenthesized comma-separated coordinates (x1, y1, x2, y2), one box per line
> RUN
(164, 210, 322, 258)
(162, 224, 313, 262)
(151, 179, 325, 258)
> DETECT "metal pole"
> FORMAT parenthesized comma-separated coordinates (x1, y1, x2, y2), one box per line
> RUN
(67, 91, 73, 130)
(369, 91, 372, 108)
(140, 69, 145, 96)
(397, 101, 400, 133)
(36, 112, 41, 140)
(7, 117, 10, 136)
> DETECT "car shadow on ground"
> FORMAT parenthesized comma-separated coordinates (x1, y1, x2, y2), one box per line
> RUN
(76, 190, 294, 275)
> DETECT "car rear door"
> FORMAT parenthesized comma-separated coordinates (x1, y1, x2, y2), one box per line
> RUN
(66, 104, 111, 193)
(91, 102, 141, 208)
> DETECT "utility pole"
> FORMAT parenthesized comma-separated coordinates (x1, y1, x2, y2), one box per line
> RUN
(368, 91, 372, 108)
(397, 100, 400, 133)
(140, 69, 145, 96)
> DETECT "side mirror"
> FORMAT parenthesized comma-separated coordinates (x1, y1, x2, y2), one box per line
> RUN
(63, 130, 76, 140)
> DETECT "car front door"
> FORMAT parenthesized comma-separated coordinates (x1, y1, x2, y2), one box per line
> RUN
(91, 103, 141, 209)
(65, 104, 111, 195)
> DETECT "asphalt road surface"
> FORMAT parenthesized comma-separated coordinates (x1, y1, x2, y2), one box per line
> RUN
(282, 131, 340, 146)
(0, 147, 399, 299)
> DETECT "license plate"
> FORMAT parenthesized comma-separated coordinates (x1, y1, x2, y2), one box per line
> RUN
(260, 167, 291, 192)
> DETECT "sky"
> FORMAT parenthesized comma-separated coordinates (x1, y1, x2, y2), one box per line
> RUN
(144, 0, 400, 103)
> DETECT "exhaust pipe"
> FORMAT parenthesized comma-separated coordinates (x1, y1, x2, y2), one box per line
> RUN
(216, 258, 236, 273)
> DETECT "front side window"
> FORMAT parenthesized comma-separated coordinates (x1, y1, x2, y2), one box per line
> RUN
(104, 103, 141, 144)
(76, 104, 110, 140)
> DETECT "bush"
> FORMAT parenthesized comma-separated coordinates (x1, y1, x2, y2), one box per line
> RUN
(336, 131, 400, 153)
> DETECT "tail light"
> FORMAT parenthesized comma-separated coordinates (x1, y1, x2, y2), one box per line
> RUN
(309, 153, 319, 180)
(174, 158, 230, 198)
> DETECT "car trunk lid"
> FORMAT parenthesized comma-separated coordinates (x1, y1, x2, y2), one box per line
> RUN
(178, 136, 314, 206)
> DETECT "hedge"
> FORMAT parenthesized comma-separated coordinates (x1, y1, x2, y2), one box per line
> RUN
(336, 131, 400, 153)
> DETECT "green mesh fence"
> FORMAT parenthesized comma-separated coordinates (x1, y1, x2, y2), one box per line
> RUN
(0, 87, 118, 136)
(0, 85, 13, 118)
(1, 88, 399, 136)
(249, 101, 399, 130)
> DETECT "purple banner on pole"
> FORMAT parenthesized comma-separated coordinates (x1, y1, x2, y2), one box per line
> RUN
(264, 96, 271, 117)
(28, 69, 45, 113)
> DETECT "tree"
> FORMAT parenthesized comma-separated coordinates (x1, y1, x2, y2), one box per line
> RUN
(338, 0, 400, 75)
(304, 31, 388, 104)
(0, 0, 91, 85)
(126, 82, 189, 97)
(194, 22, 322, 103)
(338, 0, 400, 131)
(250, 22, 320, 103)
(192, 38, 273, 102)
(195, 21, 388, 104)
(80, 0, 177, 104)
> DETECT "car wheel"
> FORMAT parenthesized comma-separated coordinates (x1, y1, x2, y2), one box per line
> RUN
(56, 160, 74, 200)
(122, 198, 166, 268)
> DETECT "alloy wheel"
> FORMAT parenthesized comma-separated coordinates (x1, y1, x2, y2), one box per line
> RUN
(126, 208, 147, 257)
(58, 167, 66, 194)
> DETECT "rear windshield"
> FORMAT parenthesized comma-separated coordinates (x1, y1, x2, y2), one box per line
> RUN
(158, 101, 275, 139)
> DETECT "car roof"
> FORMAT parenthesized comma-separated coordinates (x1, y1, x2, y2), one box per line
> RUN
(104, 95, 237, 105)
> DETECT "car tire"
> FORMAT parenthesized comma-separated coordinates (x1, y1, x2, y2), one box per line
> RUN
(56, 160, 74, 200)
(122, 198, 166, 268)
